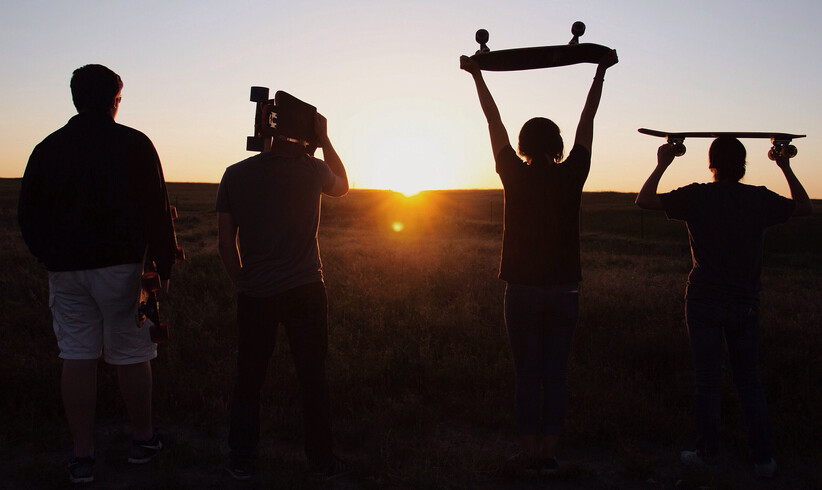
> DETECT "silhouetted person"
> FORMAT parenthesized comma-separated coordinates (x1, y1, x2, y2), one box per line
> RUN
(18, 64, 176, 483)
(461, 51, 618, 474)
(216, 108, 349, 481)
(636, 137, 813, 478)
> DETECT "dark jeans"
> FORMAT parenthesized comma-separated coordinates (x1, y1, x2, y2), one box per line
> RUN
(686, 298, 772, 464)
(504, 283, 579, 435)
(229, 282, 332, 467)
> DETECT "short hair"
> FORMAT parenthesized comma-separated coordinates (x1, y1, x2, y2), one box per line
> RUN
(70, 64, 123, 113)
(708, 136, 746, 182)
(518, 117, 564, 164)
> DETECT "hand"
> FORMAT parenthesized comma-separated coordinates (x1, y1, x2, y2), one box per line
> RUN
(774, 153, 791, 170)
(657, 143, 677, 168)
(597, 49, 619, 71)
(314, 112, 329, 147)
(460, 55, 480, 76)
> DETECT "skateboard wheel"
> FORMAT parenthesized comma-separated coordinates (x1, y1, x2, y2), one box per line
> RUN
(175, 247, 186, 263)
(250, 86, 269, 103)
(141, 272, 161, 292)
(571, 21, 586, 37)
(475, 29, 489, 45)
(768, 148, 776, 161)
(769, 145, 798, 160)
(247, 136, 264, 152)
(673, 143, 686, 157)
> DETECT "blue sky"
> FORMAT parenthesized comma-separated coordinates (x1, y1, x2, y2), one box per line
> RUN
(2, 0, 821, 197)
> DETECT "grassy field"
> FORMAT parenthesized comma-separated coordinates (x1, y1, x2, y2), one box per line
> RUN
(1, 178, 820, 489)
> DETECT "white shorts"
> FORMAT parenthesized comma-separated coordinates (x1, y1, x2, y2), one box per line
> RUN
(48, 263, 157, 365)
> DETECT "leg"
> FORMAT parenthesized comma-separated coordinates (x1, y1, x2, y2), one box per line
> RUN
(686, 300, 724, 461)
(724, 305, 772, 464)
(282, 283, 333, 467)
(62, 359, 98, 458)
(504, 284, 544, 454)
(117, 361, 153, 441)
(229, 293, 278, 467)
(540, 288, 579, 457)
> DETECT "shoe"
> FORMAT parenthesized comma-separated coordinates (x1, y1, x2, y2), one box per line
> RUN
(754, 458, 777, 479)
(226, 462, 253, 481)
(67, 453, 95, 484)
(128, 429, 164, 464)
(680, 450, 716, 470)
(540, 456, 560, 476)
(309, 455, 350, 482)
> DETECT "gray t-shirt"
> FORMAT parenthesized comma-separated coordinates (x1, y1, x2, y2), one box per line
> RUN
(659, 181, 794, 304)
(215, 151, 336, 296)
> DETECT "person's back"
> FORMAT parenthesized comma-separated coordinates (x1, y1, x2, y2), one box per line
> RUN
(217, 150, 333, 296)
(661, 180, 795, 303)
(20, 112, 161, 272)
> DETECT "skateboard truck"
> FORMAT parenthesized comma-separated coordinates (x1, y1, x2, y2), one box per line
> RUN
(768, 139, 798, 161)
(137, 271, 168, 343)
(475, 29, 490, 54)
(569, 21, 585, 45)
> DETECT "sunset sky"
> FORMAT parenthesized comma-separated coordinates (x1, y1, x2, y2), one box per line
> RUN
(2, 0, 821, 197)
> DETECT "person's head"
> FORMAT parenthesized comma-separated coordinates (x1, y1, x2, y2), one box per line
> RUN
(70, 64, 123, 117)
(708, 136, 746, 182)
(517, 117, 564, 164)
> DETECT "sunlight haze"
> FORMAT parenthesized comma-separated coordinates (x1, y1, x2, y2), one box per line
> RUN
(2, 0, 821, 197)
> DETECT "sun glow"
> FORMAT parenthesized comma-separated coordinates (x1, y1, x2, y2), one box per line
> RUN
(343, 99, 470, 195)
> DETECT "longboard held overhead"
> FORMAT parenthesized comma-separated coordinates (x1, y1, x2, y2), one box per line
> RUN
(468, 21, 612, 72)
(637, 128, 806, 160)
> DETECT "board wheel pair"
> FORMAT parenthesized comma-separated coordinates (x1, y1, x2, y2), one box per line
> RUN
(671, 142, 687, 157)
(768, 144, 798, 161)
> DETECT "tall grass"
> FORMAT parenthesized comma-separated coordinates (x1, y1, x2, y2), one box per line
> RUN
(1, 178, 820, 489)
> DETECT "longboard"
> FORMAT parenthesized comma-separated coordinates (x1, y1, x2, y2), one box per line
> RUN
(246, 87, 318, 154)
(637, 128, 806, 160)
(469, 22, 611, 71)
(137, 205, 185, 344)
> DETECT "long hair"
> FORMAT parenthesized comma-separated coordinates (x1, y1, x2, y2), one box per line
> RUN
(708, 136, 746, 182)
(70, 64, 123, 113)
(517, 117, 564, 164)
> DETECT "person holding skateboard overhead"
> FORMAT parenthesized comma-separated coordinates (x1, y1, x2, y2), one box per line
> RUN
(635, 137, 813, 478)
(216, 99, 349, 481)
(460, 49, 617, 474)
(18, 64, 177, 483)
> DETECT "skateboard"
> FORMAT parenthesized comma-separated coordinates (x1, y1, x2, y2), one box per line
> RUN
(469, 21, 612, 71)
(137, 205, 185, 344)
(637, 128, 806, 160)
(246, 86, 318, 154)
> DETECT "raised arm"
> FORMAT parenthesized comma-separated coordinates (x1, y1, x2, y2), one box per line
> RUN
(315, 113, 349, 197)
(636, 143, 677, 210)
(775, 154, 813, 216)
(573, 50, 618, 153)
(460, 55, 510, 158)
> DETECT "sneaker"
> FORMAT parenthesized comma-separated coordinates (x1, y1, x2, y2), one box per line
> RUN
(680, 450, 716, 470)
(754, 458, 777, 479)
(226, 462, 253, 481)
(128, 430, 164, 464)
(540, 456, 560, 476)
(309, 455, 350, 482)
(67, 453, 95, 484)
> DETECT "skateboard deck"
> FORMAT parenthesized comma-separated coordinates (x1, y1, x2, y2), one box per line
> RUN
(469, 22, 611, 71)
(137, 205, 185, 344)
(637, 128, 806, 160)
(246, 86, 318, 154)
